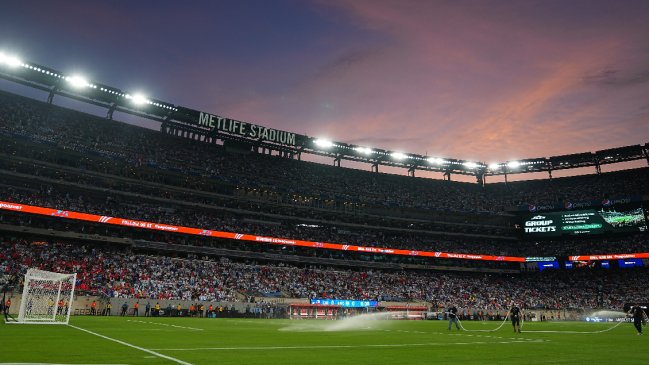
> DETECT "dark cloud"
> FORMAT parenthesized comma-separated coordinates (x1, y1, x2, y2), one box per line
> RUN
(313, 48, 381, 80)
(2, 0, 649, 164)
(583, 67, 649, 87)
(582, 67, 619, 84)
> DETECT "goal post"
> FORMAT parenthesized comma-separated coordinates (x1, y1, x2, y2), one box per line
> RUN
(15, 269, 76, 324)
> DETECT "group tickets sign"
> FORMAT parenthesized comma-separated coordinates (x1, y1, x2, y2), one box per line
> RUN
(522, 207, 647, 237)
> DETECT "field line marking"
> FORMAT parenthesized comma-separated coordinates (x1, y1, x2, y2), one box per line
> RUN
(151, 339, 544, 351)
(68, 324, 193, 365)
(447, 333, 539, 342)
(521, 320, 626, 334)
(126, 319, 203, 331)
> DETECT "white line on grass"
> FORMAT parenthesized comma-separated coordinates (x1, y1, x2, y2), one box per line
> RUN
(448, 333, 539, 341)
(150, 339, 545, 351)
(68, 324, 193, 365)
(0, 363, 130, 365)
(521, 320, 626, 334)
(126, 319, 203, 331)
(384, 329, 540, 342)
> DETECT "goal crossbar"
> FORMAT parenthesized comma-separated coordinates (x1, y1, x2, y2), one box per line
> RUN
(15, 268, 77, 325)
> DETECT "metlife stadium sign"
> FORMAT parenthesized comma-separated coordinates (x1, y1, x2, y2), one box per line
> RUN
(197, 111, 297, 146)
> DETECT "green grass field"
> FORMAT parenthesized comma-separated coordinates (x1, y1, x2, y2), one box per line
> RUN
(0, 316, 645, 364)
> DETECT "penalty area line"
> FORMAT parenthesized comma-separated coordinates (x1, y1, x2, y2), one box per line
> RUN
(67, 324, 193, 365)
(126, 319, 203, 331)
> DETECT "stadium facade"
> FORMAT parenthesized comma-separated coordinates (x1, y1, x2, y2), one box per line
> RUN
(1, 54, 648, 318)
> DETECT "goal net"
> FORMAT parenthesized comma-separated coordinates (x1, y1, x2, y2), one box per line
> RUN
(16, 269, 76, 324)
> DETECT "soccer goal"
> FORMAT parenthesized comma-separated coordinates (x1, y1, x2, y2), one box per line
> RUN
(14, 269, 77, 324)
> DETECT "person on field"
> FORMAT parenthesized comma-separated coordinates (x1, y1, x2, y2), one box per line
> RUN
(628, 304, 646, 335)
(510, 304, 522, 333)
(447, 305, 460, 331)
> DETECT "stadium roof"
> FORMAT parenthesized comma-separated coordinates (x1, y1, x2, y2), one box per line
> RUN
(1, 53, 648, 179)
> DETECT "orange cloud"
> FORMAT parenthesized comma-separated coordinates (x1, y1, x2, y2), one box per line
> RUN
(219, 0, 649, 164)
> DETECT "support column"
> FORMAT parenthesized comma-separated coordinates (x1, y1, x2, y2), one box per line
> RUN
(106, 102, 117, 120)
(47, 86, 56, 104)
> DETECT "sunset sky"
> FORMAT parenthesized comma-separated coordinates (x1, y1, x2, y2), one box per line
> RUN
(1, 0, 648, 167)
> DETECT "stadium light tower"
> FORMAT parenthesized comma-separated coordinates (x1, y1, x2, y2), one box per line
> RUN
(314, 138, 334, 148)
(507, 161, 520, 169)
(127, 93, 149, 105)
(427, 157, 446, 165)
(354, 146, 373, 155)
(66, 75, 90, 89)
(0, 52, 22, 68)
(463, 161, 478, 169)
(391, 152, 407, 160)
(488, 163, 500, 171)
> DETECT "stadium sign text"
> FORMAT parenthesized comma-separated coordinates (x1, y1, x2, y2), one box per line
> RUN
(198, 112, 296, 146)
(525, 256, 557, 262)
(0, 202, 22, 211)
(524, 215, 557, 233)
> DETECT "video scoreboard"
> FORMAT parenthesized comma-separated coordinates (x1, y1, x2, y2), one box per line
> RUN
(310, 299, 378, 308)
(522, 206, 647, 237)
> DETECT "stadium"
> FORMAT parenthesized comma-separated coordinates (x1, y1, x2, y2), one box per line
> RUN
(1, 2, 649, 364)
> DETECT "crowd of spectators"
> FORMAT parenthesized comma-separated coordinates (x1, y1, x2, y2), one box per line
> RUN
(1, 90, 648, 315)
(1, 238, 647, 312)
(2, 179, 648, 258)
(0, 161, 511, 235)
(1, 90, 647, 219)
(2, 90, 648, 255)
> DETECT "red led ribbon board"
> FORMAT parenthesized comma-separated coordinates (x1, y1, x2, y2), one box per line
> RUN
(16, 200, 649, 263)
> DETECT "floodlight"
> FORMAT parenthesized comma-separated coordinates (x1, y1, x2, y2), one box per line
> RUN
(0, 53, 22, 68)
(488, 163, 500, 170)
(427, 157, 446, 165)
(314, 138, 333, 148)
(66, 75, 89, 88)
(354, 146, 373, 155)
(391, 152, 407, 160)
(507, 161, 520, 169)
(127, 93, 149, 105)
(463, 161, 478, 169)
